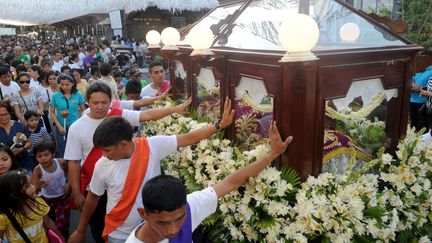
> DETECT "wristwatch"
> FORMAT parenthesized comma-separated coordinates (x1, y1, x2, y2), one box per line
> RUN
(214, 119, 221, 130)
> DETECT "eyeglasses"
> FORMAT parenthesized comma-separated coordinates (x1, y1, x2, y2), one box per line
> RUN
(19, 80, 30, 85)
(0, 113, 10, 117)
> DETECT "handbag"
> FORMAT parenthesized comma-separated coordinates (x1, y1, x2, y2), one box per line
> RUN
(47, 229, 63, 243)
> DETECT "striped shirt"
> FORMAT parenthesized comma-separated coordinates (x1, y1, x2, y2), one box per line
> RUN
(28, 126, 53, 155)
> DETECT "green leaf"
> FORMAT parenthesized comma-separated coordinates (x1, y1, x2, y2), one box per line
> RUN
(353, 235, 375, 243)
(278, 166, 301, 188)
(364, 206, 387, 219)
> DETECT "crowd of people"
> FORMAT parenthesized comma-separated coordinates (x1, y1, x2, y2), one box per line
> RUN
(0, 35, 293, 243)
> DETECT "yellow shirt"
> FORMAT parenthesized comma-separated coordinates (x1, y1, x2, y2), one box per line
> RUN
(0, 197, 50, 243)
(77, 79, 88, 99)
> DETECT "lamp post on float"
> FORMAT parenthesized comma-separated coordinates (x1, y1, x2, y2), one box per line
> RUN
(187, 26, 214, 56)
(278, 13, 320, 62)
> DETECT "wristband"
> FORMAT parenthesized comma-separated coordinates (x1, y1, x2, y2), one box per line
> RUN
(214, 119, 221, 130)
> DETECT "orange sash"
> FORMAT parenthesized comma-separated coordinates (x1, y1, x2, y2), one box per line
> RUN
(102, 137, 150, 240)
(69, 108, 123, 210)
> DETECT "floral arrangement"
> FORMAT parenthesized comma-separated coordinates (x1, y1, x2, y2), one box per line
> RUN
(143, 99, 432, 242)
(336, 118, 387, 155)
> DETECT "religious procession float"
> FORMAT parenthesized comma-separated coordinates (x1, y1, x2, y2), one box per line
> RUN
(144, 0, 431, 241)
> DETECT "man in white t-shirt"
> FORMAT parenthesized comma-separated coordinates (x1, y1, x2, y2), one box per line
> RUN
(68, 99, 234, 242)
(125, 122, 292, 243)
(140, 61, 170, 97)
(101, 40, 112, 63)
(65, 82, 191, 243)
(0, 67, 20, 103)
(51, 50, 64, 73)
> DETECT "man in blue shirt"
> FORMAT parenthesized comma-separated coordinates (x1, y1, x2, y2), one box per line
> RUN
(410, 66, 432, 131)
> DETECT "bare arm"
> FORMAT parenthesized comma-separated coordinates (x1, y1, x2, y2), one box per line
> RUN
(43, 215, 66, 243)
(68, 159, 85, 210)
(31, 166, 45, 190)
(37, 99, 43, 115)
(133, 85, 171, 109)
(68, 192, 100, 242)
(49, 105, 62, 129)
(13, 103, 25, 124)
(133, 96, 159, 109)
(176, 97, 234, 148)
(138, 97, 192, 122)
(212, 122, 293, 198)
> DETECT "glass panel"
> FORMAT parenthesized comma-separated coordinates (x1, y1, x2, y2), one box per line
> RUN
(322, 78, 398, 175)
(215, 0, 406, 51)
(196, 68, 220, 120)
(173, 60, 188, 101)
(181, 2, 243, 43)
(234, 76, 273, 150)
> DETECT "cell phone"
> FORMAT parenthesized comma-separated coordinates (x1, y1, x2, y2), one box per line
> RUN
(422, 87, 428, 91)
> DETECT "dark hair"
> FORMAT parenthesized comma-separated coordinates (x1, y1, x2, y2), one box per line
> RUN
(60, 65, 71, 73)
(125, 80, 142, 95)
(141, 175, 187, 213)
(86, 81, 112, 101)
(0, 144, 19, 172)
(72, 68, 84, 79)
(149, 61, 163, 73)
(70, 53, 79, 61)
(0, 103, 14, 115)
(33, 142, 56, 156)
(93, 117, 133, 147)
(52, 50, 61, 56)
(0, 170, 44, 220)
(29, 65, 41, 73)
(90, 65, 100, 76)
(0, 67, 10, 76)
(16, 64, 27, 74)
(16, 72, 30, 82)
(11, 60, 23, 69)
(99, 63, 112, 76)
(57, 73, 77, 94)
(40, 59, 52, 67)
(40, 70, 56, 85)
(24, 110, 39, 120)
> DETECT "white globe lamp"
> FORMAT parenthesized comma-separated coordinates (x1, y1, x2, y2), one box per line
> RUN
(146, 30, 161, 48)
(161, 27, 180, 50)
(278, 13, 320, 62)
(188, 27, 214, 56)
(339, 22, 360, 42)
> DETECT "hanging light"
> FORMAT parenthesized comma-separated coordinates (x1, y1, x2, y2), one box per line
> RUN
(339, 22, 360, 42)
(278, 13, 320, 62)
(146, 30, 161, 48)
(161, 27, 180, 51)
(187, 27, 214, 56)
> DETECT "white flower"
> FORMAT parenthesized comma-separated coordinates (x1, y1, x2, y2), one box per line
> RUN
(419, 236, 430, 243)
(381, 153, 393, 165)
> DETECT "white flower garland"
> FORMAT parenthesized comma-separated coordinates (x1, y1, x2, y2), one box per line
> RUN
(325, 91, 386, 121)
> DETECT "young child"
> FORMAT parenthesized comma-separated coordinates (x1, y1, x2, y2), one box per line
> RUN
(113, 71, 124, 99)
(99, 63, 119, 100)
(123, 80, 142, 102)
(31, 142, 70, 237)
(68, 98, 234, 242)
(0, 144, 19, 175)
(126, 122, 292, 243)
(24, 110, 53, 159)
(0, 170, 65, 242)
(88, 65, 100, 86)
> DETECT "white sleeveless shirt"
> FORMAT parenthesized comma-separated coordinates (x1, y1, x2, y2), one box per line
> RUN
(40, 159, 66, 198)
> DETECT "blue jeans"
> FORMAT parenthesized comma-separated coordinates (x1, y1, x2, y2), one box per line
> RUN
(54, 127, 67, 158)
